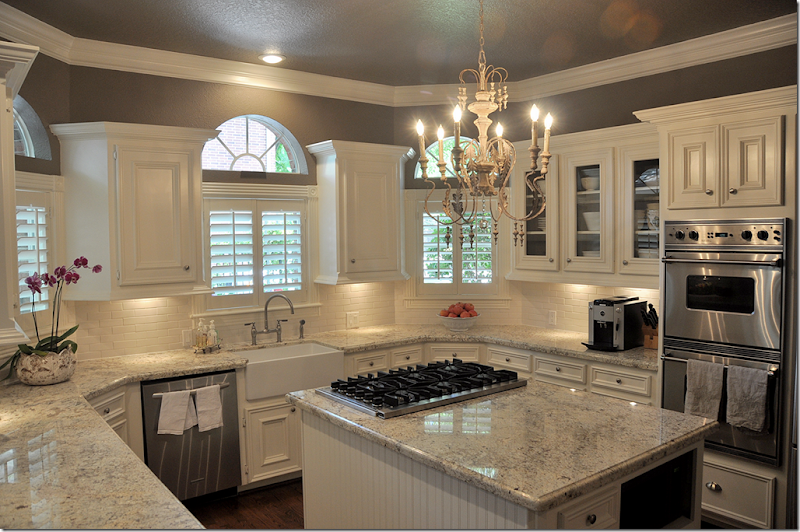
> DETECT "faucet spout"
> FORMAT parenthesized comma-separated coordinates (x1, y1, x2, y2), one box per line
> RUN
(264, 293, 295, 332)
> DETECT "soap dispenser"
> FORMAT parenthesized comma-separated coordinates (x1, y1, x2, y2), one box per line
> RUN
(208, 320, 218, 346)
(196, 318, 207, 348)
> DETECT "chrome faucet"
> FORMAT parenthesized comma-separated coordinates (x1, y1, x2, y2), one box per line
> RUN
(244, 294, 295, 344)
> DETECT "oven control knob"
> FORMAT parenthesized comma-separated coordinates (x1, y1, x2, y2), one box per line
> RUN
(757, 230, 769, 241)
(688, 230, 699, 240)
(674, 230, 685, 240)
(741, 230, 752, 240)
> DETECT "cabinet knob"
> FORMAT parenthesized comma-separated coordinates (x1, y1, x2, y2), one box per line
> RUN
(184, 265, 190, 271)
(505, 357, 511, 362)
(566, 258, 571, 263)
(548, 257, 554, 262)
(405, 355, 410, 360)
(616, 378, 622, 384)
(555, 366, 561, 372)
(705, 481, 722, 492)
(369, 361, 374, 366)
(586, 514, 597, 525)
(729, 187, 738, 195)
(622, 260, 628, 265)
(290, 407, 296, 413)
(351, 259, 356, 263)
(705, 189, 714, 196)
(103, 407, 110, 415)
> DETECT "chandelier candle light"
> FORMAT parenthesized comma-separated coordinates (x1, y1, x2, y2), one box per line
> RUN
(416, 0, 553, 248)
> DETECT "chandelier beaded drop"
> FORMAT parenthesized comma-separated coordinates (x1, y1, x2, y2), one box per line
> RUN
(416, 0, 553, 249)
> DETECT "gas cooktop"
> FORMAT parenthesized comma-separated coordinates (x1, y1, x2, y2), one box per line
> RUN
(316, 358, 527, 418)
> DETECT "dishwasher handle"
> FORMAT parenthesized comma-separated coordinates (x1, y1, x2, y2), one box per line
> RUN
(152, 382, 230, 399)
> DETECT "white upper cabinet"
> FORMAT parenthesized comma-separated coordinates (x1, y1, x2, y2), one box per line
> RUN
(635, 86, 796, 212)
(51, 122, 218, 300)
(307, 140, 414, 285)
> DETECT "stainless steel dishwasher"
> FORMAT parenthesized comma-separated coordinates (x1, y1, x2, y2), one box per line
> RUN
(141, 370, 240, 500)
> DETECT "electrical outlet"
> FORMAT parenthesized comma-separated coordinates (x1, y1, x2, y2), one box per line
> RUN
(346, 311, 359, 329)
(548, 311, 557, 326)
(182, 329, 193, 347)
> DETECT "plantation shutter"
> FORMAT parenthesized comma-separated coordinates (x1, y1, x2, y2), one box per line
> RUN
(422, 213, 454, 284)
(16, 191, 50, 313)
(261, 210, 303, 293)
(208, 207, 254, 297)
(461, 212, 493, 284)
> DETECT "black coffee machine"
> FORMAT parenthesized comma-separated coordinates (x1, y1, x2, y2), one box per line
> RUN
(582, 296, 645, 351)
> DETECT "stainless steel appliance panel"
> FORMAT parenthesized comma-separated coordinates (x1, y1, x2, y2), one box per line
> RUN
(141, 370, 240, 500)
(663, 251, 782, 350)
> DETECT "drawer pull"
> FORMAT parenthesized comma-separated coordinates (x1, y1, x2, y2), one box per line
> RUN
(369, 361, 374, 366)
(616, 378, 622, 384)
(705, 481, 722, 492)
(586, 514, 597, 525)
(405, 355, 410, 360)
(705, 189, 713, 196)
(555, 366, 561, 372)
(103, 407, 111, 415)
(505, 357, 511, 362)
(729, 187, 738, 195)
(290, 407, 296, 413)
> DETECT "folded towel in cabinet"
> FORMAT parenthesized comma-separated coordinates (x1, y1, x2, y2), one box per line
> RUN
(726, 365, 768, 432)
(685, 359, 724, 420)
(157, 390, 198, 435)
(195, 384, 223, 432)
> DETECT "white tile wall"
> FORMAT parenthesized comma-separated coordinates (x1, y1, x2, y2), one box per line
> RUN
(45, 280, 658, 362)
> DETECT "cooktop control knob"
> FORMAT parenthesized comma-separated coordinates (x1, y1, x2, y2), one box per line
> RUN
(757, 230, 769, 241)
(741, 230, 752, 240)
(688, 230, 699, 240)
(674, 230, 685, 240)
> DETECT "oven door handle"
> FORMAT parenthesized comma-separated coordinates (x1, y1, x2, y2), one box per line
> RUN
(661, 257, 782, 267)
(661, 354, 779, 376)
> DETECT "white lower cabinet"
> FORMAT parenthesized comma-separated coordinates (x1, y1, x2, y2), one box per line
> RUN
(702, 455, 776, 528)
(345, 344, 425, 377)
(557, 485, 620, 529)
(242, 396, 301, 485)
(486, 345, 533, 376)
(534, 354, 588, 390)
(427, 343, 481, 363)
(87, 383, 145, 461)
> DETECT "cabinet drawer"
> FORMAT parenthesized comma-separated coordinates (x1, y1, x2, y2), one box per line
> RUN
(558, 486, 619, 529)
(702, 460, 775, 528)
(89, 388, 126, 420)
(354, 352, 389, 374)
(428, 344, 480, 362)
(487, 347, 532, 373)
(534, 357, 586, 387)
(392, 346, 423, 368)
(590, 367, 651, 398)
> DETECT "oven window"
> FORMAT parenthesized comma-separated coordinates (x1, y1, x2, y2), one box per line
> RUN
(686, 275, 755, 314)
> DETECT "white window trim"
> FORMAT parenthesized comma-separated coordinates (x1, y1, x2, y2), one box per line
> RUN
(402, 189, 511, 310)
(195, 182, 319, 318)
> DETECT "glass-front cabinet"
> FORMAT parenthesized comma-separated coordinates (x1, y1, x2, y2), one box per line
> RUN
(561, 148, 614, 273)
(516, 156, 559, 271)
(617, 144, 660, 276)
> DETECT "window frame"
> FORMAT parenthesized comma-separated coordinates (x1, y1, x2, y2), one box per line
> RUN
(200, 183, 317, 315)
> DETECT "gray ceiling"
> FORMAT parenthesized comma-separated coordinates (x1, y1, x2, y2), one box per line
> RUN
(3, 0, 796, 86)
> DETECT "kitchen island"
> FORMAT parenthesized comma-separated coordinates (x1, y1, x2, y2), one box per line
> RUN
(288, 379, 716, 529)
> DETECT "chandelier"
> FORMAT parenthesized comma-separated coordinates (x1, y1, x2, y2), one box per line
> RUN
(416, 0, 553, 249)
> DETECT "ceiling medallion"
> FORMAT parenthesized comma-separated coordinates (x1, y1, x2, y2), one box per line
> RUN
(416, 0, 553, 249)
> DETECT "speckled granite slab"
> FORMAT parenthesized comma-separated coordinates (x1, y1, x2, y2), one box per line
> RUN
(1, 348, 247, 529)
(288, 381, 716, 513)
(228, 324, 658, 371)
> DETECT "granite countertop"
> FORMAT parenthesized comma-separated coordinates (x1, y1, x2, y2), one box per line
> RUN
(0, 324, 653, 528)
(0, 348, 246, 530)
(288, 381, 716, 513)
(230, 324, 658, 371)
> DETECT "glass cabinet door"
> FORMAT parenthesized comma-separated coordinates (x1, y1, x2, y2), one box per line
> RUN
(618, 144, 660, 276)
(513, 154, 559, 272)
(562, 148, 614, 273)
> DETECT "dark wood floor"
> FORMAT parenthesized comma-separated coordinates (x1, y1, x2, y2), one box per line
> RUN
(183, 479, 304, 529)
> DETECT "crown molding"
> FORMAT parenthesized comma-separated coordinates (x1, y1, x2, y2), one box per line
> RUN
(0, 1, 795, 107)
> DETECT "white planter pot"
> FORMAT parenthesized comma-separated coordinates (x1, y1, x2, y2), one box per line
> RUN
(16, 346, 76, 385)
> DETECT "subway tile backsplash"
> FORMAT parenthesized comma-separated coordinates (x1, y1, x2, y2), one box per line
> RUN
(64, 281, 659, 360)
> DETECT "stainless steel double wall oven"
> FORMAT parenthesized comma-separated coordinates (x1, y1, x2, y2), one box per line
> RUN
(661, 219, 787, 464)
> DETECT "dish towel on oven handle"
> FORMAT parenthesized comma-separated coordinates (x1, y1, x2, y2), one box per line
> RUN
(157, 390, 198, 435)
(726, 365, 768, 432)
(685, 359, 724, 420)
(195, 384, 224, 432)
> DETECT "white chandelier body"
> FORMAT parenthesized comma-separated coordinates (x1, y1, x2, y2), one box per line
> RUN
(416, 0, 553, 249)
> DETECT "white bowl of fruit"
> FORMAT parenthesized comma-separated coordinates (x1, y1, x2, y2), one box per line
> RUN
(438, 302, 480, 332)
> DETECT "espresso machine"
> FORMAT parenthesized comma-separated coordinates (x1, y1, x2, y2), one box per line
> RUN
(582, 296, 646, 351)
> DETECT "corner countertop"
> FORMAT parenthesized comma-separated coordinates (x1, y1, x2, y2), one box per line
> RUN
(288, 381, 715, 513)
(231, 324, 658, 372)
(0, 324, 653, 529)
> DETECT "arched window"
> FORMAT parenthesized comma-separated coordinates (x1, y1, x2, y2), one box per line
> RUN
(414, 136, 473, 179)
(12, 96, 52, 161)
(13, 109, 34, 157)
(202, 115, 308, 174)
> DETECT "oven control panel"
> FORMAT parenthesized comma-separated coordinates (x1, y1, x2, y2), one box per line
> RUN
(664, 219, 785, 247)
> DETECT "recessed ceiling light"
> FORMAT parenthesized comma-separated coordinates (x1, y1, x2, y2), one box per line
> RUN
(260, 54, 285, 64)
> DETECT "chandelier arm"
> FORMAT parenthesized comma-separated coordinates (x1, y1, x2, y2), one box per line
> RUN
(498, 171, 548, 222)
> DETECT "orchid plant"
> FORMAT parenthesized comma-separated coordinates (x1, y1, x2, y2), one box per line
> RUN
(1, 256, 102, 379)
